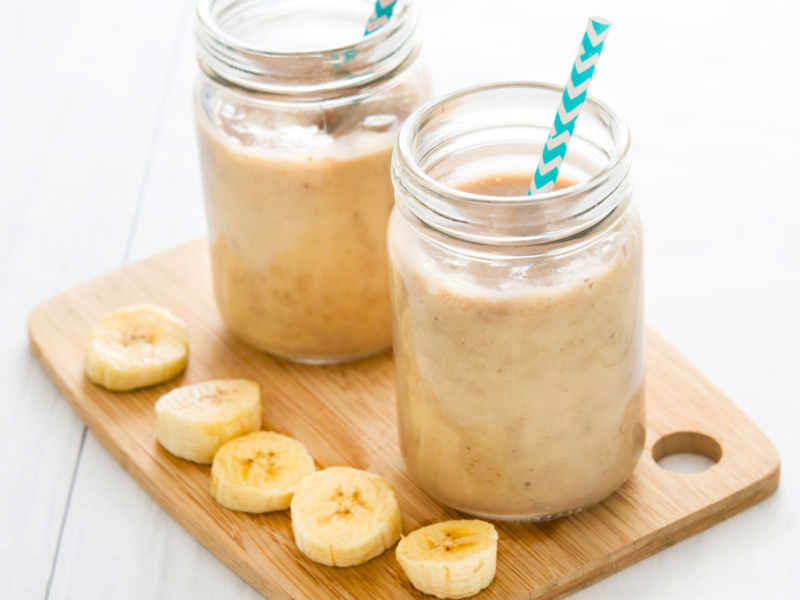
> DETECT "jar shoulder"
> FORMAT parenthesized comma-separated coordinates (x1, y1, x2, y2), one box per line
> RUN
(194, 57, 432, 154)
(388, 201, 643, 294)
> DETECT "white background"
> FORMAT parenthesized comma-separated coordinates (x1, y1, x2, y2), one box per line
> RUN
(1, 0, 798, 598)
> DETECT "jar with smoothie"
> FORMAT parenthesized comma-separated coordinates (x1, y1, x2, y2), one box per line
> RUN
(194, 0, 431, 362)
(389, 83, 645, 521)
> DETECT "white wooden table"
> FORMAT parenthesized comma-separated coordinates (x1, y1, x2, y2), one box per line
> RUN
(2, 0, 798, 598)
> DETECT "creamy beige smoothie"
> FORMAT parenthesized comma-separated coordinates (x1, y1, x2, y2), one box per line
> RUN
(193, 0, 430, 362)
(389, 173, 645, 520)
(197, 119, 398, 361)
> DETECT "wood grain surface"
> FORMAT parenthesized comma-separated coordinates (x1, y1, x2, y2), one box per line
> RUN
(28, 239, 780, 600)
(0, 0, 196, 596)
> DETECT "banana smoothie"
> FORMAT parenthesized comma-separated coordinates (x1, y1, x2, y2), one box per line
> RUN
(194, 0, 430, 362)
(389, 172, 645, 520)
(197, 119, 398, 361)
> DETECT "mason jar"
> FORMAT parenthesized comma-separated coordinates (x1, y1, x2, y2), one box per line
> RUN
(194, 0, 431, 363)
(389, 82, 645, 521)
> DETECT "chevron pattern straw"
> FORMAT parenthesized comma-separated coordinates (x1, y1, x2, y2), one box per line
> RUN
(530, 17, 612, 195)
(365, 0, 398, 35)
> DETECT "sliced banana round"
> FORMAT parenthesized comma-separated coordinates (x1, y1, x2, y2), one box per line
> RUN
(396, 520, 498, 599)
(155, 379, 261, 464)
(210, 431, 315, 513)
(290, 466, 402, 567)
(84, 304, 188, 392)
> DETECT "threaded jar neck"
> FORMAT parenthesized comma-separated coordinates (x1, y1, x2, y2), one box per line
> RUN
(392, 82, 633, 246)
(195, 0, 420, 98)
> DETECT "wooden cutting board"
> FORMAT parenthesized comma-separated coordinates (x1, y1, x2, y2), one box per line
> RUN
(28, 239, 780, 600)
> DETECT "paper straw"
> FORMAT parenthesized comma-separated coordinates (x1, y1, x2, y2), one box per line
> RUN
(529, 17, 612, 195)
(365, 0, 398, 35)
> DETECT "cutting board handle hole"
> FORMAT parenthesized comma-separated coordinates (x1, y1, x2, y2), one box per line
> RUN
(652, 432, 722, 474)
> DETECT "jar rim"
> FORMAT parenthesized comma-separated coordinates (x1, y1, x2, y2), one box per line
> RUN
(196, 0, 413, 58)
(396, 81, 631, 206)
(392, 81, 634, 245)
(195, 0, 420, 95)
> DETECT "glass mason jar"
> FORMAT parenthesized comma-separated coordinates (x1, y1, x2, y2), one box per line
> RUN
(389, 83, 645, 521)
(194, 0, 431, 363)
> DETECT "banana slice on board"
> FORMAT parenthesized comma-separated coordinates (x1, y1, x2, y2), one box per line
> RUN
(396, 520, 498, 599)
(155, 379, 261, 464)
(210, 431, 315, 513)
(84, 304, 188, 392)
(290, 466, 402, 567)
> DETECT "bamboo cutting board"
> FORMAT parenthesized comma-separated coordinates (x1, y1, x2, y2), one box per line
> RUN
(28, 239, 780, 600)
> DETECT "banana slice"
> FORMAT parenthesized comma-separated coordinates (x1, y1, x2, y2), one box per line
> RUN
(84, 304, 188, 392)
(210, 431, 315, 513)
(290, 466, 402, 567)
(396, 520, 498, 599)
(155, 379, 261, 464)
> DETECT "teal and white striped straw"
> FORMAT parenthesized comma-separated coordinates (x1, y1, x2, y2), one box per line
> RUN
(529, 16, 612, 195)
(365, 0, 398, 35)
